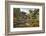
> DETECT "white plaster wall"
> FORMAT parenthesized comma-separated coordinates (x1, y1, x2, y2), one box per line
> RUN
(0, 0, 46, 36)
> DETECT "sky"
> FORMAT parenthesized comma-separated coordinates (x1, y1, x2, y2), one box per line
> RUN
(20, 8, 35, 14)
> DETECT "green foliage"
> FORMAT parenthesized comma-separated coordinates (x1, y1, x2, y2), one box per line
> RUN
(33, 9, 39, 15)
(29, 9, 32, 13)
(29, 9, 39, 19)
(14, 8, 20, 19)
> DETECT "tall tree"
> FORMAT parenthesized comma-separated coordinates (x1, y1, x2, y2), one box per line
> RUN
(13, 8, 20, 19)
(29, 9, 39, 19)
